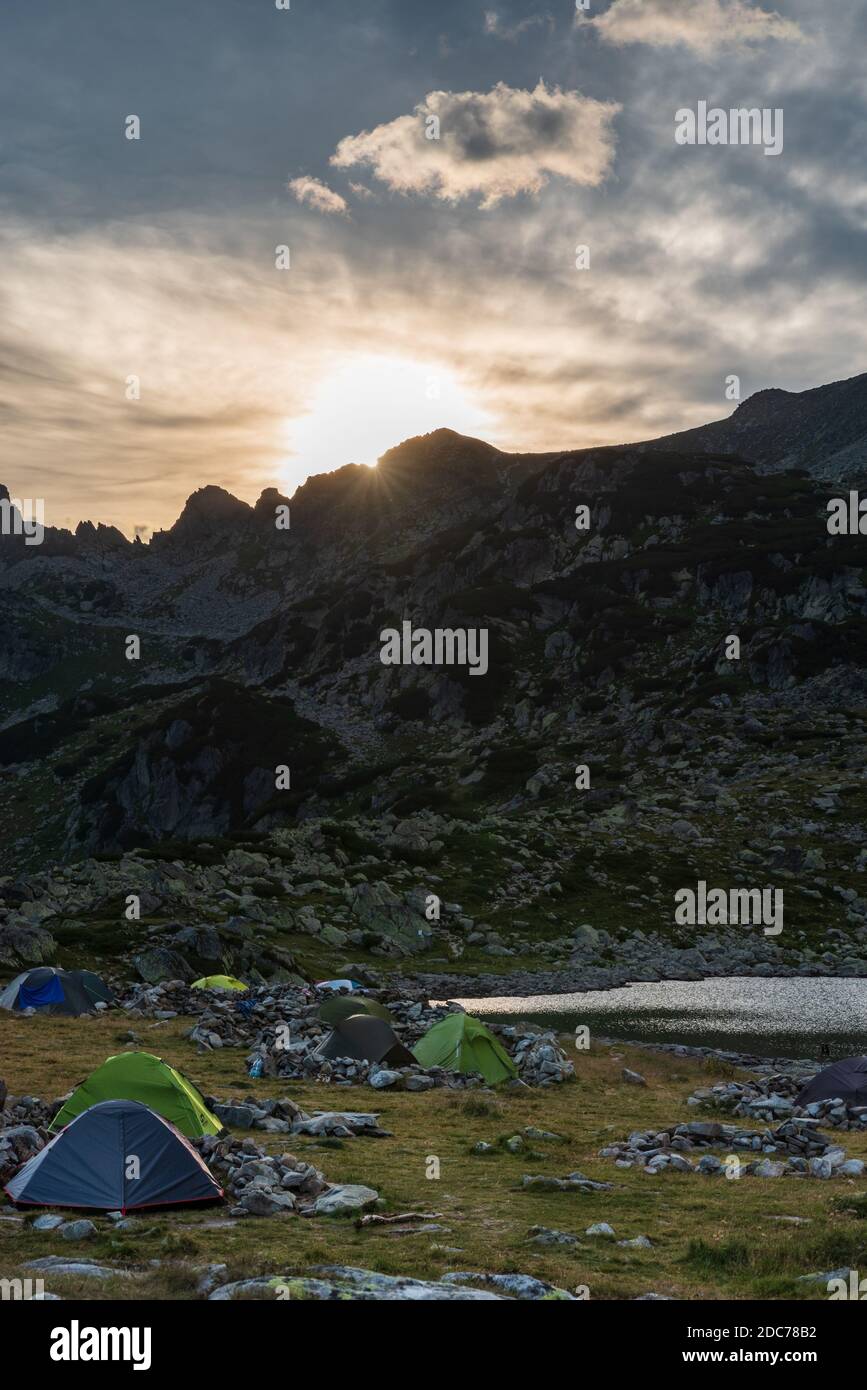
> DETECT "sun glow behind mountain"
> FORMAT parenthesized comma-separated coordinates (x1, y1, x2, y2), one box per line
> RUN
(280, 355, 495, 496)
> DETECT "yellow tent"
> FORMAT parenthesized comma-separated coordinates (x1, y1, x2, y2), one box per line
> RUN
(191, 975, 248, 992)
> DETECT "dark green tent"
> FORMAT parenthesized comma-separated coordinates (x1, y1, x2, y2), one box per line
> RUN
(412, 1013, 517, 1085)
(318, 995, 393, 1026)
(317, 1015, 415, 1066)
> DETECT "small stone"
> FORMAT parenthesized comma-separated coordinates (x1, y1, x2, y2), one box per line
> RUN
(60, 1220, 97, 1241)
(528, 1227, 578, 1247)
(23, 1258, 126, 1280)
(32, 1215, 64, 1232)
(196, 1263, 229, 1296)
(368, 1070, 402, 1090)
(239, 1190, 296, 1217)
(752, 1159, 785, 1178)
(697, 1155, 722, 1175)
(809, 1157, 833, 1179)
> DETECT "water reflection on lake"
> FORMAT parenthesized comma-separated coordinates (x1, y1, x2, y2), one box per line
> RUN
(453, 976, 867, 1059)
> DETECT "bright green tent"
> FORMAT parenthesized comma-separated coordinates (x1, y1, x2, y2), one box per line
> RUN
(191, 975, 248, 992)
(49, 1052, 224, 1138)
(412, 1013, 518, 1086)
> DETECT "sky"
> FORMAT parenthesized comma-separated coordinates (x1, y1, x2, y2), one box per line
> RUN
(3, 0, 867, 536)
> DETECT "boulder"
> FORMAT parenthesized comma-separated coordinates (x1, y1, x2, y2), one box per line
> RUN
(368, 1070, 402, 1090)
(312, 1185, 379, 1217)
(0, 922, 57, 968)
(622, 1068, 647, 1087)
(238, 1189, 296, 1217)
(59, 1220, 97, 1241)
(345, 882, 429, 955)
(133, 947, 194, 985)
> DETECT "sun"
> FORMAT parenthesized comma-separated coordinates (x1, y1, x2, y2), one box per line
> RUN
(281, 354, 495, 496)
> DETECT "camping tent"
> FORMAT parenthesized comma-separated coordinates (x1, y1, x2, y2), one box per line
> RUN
(74, 970, 114, 1004)
(412, 1013, 517, 1085)
(319, 995, 393, 1026)
(49, 1052, 224, 1138)
(5, 1099, 223, 1212)
(0, 967, 113, 1016)
(796, 1056, 867, 1108)
(316, 979, 364, 992)
(191, 975, 247, 992)
(317, 1014, 415, 1066)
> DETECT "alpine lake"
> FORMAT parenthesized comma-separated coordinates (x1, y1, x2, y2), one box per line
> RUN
(456, 975, 867, 1061)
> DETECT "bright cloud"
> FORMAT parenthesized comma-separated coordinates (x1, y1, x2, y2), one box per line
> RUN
(286, 175, 349, 216)
(483, 10, 551, 41)
(587, 0, 806, 53)
(331, 81, 621, 208)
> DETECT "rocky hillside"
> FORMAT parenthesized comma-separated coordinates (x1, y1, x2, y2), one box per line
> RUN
(1, 383, 867, 987)
(646, 371, 867, 485)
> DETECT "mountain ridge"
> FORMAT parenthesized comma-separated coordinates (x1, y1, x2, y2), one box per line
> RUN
(643, 369, 867, 484)
(6, 370, 867, 546)
(1, 372, 866, 991)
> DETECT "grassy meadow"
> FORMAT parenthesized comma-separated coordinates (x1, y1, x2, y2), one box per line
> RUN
(1, 1010, 865, 1301)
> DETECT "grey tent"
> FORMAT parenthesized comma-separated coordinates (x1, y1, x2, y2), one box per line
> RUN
(317, 1014, 415, 1066)
(5, 1100, 223, 1212)
(0, 966, 113, 1016)
(796, 1056, 867, 1108)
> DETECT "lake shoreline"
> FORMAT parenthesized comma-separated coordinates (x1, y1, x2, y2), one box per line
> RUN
(401, 961, 867, 1002)
(587, 1036, 823, 1075)
(429, 974, 867, 1067)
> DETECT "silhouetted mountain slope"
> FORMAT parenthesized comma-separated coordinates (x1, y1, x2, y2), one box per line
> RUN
(1, 392, 867, 988)
(0, 387, 865, 891)
(645, 371, 867, 484)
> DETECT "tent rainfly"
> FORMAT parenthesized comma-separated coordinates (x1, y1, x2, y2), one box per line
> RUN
(49, 1051, 224, 1138)
(316, 1014, 415, 1067)
(796, 1056, 867, 1108)
(191, 975, 248, 992)
(318, 995, 393, 1026)
(412, 1013, 518, 1086)
(5, 1100, 223, 1212)
(0, 967, 113, 1017)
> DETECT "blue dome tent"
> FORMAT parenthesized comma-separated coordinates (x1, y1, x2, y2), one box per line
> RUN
(0, 967, 113, 1016)
(5, 1100, 223, 1212)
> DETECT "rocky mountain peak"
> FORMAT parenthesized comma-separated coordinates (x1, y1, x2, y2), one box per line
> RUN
(730, 387, 793, 419)
(74, 520, 130, 550)
(643, 369, 867, 484)
(177, 485, 251, 525)
(152, 485, 253, 548)
(254, 486, 292, 518)
(378, 428, 503, 479)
